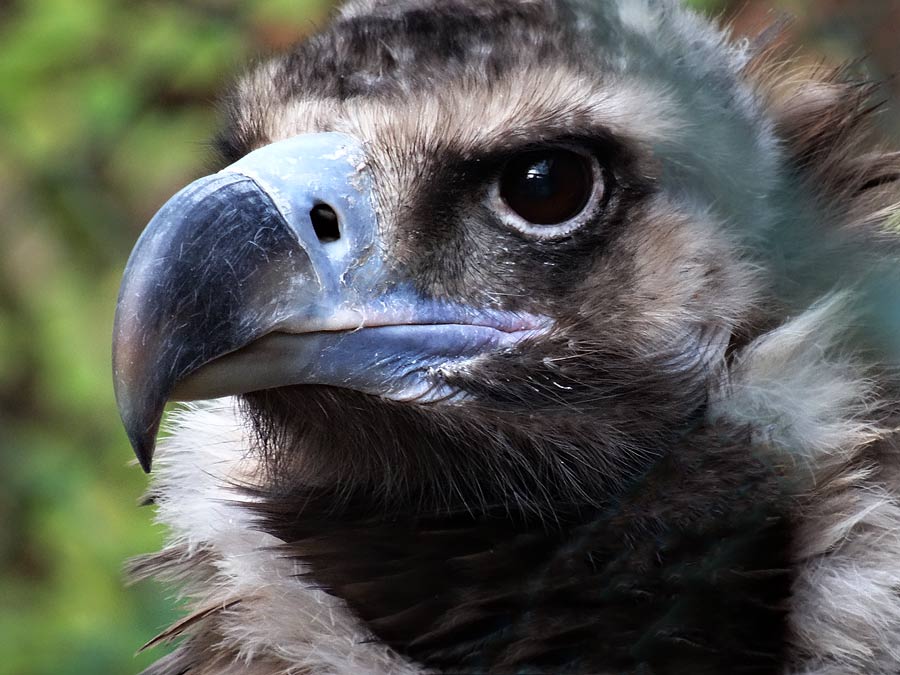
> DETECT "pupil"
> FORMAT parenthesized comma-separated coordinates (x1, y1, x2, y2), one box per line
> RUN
(500, 150, 594, 226)
(524, 159, 555, 200)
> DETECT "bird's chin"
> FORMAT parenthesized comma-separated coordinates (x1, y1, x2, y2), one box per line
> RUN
(236, 381, 485, 508)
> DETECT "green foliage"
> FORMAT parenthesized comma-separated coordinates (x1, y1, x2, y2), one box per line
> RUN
(0, 0, 894, 673)
(0, 1, 330, 673)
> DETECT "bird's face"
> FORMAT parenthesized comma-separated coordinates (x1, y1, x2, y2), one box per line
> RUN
(114, 0, 771, 514)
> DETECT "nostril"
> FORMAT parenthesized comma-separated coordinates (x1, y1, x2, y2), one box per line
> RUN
(310, 203, 340, 243)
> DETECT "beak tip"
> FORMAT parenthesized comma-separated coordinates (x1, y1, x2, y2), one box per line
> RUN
(135, 443, 154, 474)
(114, 342, 167, 475)
(123, 420, 158, 474)
(116, 386, 162, 475)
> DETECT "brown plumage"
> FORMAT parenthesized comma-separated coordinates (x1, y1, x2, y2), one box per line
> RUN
(115, 1, 900, 673)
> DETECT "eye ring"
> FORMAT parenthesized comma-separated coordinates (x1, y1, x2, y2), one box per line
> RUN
(490, 148, 606, 240)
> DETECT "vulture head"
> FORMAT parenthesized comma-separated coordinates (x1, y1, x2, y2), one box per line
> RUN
(115, 1, 900, 673)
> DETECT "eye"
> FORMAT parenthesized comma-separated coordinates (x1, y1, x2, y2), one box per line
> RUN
(494, 149, 604, 238)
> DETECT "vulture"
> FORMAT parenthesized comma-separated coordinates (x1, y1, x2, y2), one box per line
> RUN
(113, 1, 900, 673)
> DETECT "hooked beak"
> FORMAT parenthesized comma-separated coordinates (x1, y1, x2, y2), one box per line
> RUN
(113, 132, 545, 472)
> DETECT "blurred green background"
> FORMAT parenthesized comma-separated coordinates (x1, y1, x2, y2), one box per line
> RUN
(0, 1, 897, 673)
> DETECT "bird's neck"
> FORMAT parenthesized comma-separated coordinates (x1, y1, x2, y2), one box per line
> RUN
(265, 425, 794, 674)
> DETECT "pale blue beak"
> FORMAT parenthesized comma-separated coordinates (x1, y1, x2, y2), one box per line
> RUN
(113, 132, 546, 471)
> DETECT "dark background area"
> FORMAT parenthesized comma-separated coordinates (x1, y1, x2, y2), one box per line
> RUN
(0, 1, 897, 673)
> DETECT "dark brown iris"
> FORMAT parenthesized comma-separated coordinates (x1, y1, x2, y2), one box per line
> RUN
(499, 149, 595, 225)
